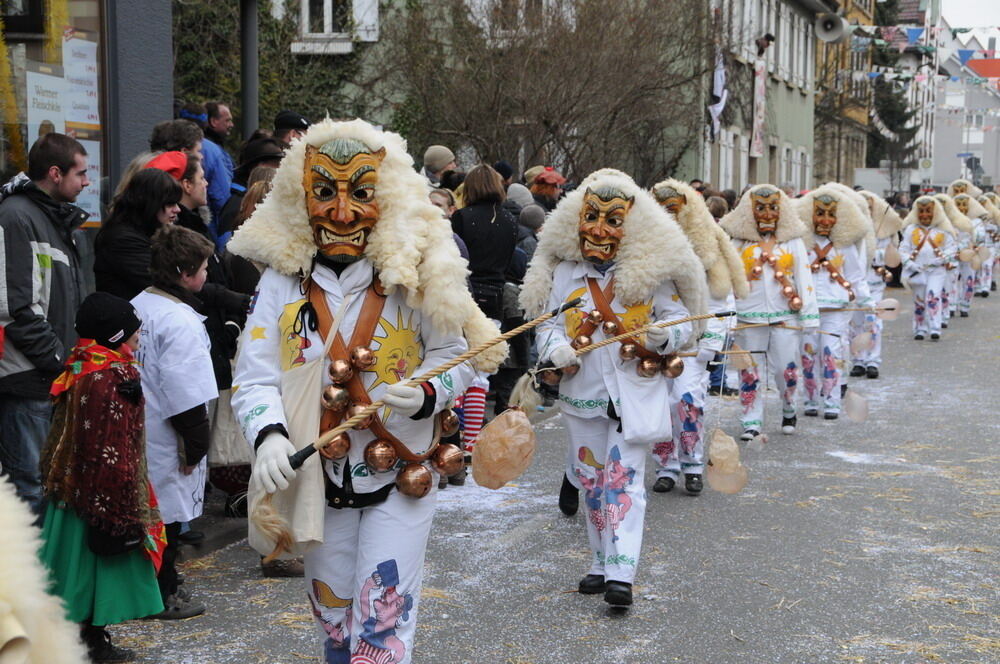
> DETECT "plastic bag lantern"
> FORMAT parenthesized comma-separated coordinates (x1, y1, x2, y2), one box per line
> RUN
(706, 428, 748, 494)
(472, 408, 537, 489)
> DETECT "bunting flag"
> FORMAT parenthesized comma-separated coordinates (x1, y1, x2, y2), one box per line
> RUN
(958, 49, 976, 66)
(905, 27, 925, 44)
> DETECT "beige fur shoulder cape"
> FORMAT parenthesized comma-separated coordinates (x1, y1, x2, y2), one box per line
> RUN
(651, 178, 748, 299)
(720, 183, 807, 243)
(933, 194, 972, 235)
(795, 185, 871, 248)
(904, 196, 955, 235)
(520, 169, 708, 344)
(859, 191, 904, 240)
(953, 193, 988, 221)
(820, 182, 877, 259)
(228, 118, 505, 372)
(948, 178, 983, 197)
(978, 195, 1000, 224)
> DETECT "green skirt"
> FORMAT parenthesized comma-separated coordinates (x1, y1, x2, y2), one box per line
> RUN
(40, 503, 164, 626)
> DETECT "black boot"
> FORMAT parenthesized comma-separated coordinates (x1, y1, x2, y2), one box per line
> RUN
(684, 473, 703, 494)
(866, 366, 879, 379)
(604, 581, 633, 607)
(578, 574, 606, 594)
(82, 624, 135, 663)
(849, 365, 866, 377)
(559, 474, 579, 516)
(652, 476, 675, 493)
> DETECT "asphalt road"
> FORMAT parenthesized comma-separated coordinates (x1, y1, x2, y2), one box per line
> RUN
(115, 286, 999, 663)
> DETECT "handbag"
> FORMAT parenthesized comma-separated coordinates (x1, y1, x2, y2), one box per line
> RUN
(87, 524, 143, 557)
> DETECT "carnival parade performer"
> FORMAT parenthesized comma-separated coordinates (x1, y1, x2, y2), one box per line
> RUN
(228, 119, 505, 663)
(850, 191, 903, 378)
(975, 192, 999, 296)
(933, 193, 972, 322)
(520, 168, 707, 607)
(648, 179, 748, 494)
(720, 185, 818, 439)
(899, 196, 956, 341)
(952, 193, 989, 316)
(795, 187, 870, 420)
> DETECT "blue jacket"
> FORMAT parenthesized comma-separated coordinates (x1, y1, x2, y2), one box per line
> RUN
(201, 138, 234, 239)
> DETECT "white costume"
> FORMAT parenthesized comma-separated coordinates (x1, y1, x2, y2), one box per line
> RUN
(952, 194, 989, 314)
(851, 192, 902, 372)
(934, 194, 971, 319)
(229, 119, 503, 663)
(132, 288, 217, 524)
(521, 169, 707, 597)
(648, 179, 748, 486)
(900, 197, 957, 338)
(720, 185, 818, 436)
(795, 187, 870, 417)
(975, 194, 1000, 296)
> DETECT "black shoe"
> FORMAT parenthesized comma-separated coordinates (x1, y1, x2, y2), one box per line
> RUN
(684, 473, 703, 494)
(914, 334, 925, 340)
(824, 412, 839, 420)
(707, 385, 722, 396)
(982, 292, 990, 298)
(941, 321, 948, 329)
(960, 311, 969, 318)
(652, 476, 675, 493)
(721, 386, 739, 397)
(83, 626, 135, 663)
(177, 530, 204, 544)
(146, 593, 206, 620)
(740, 429, 759, 441)
(849, 365, 866, 377)
(992, 281, 996, 291)
(866, 366, 879, 379)
(447, 467, 466, 486)
(804, 408, 818, 417)
(604, 581, 633, 607)
(840, 384, 848, 399)
(578, 574, 606, 594)
(559, 474, 579, 516)
(930, 333, 940, 341)
(781, 416, 796, 435)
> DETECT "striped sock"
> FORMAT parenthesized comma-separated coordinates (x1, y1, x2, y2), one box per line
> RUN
(461, 386, 487, 452)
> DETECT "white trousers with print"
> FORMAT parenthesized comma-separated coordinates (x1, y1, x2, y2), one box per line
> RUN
(652, 358, 709, 480)
(976, 247, 995, 294)
(909, 269, 947, 335)
(734, 325, 802, 432)
(563, 412, 647, 584)
(945, 268, 959, 314)
(304, 489, 436, 664)
(851, 279, 886, 368)
(958, 262, 977, 313)
(800, 309, 852, 415)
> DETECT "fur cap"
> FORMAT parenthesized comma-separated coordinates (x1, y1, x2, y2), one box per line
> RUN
(720, 184, 807, 243)
(947, 178, 983, 197)
(520, 169, 708, 343)
(933, 194, 972, 234)
(904, 196, 955, 235)
(796, 185, 871, 248)
(978, 194, 1000, 224)
(859, 191, 904, 239)
(953, 193, 988, 221)
(228, 118, 506, 371)
(651, 178, 748, 299)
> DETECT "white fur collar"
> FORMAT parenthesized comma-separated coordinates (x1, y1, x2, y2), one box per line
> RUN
(720, 184, 806, 243)
(795, 185, 870, 248)
(903, 196, 955, 235)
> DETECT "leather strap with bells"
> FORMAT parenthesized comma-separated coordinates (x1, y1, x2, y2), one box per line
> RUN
(585, 277, 661, 360)
(308, 279, 436, 464)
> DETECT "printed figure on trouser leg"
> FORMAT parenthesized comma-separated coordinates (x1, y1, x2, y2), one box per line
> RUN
(934, 193, 976, 325)
(229, 119, 506, 663)
(796, 186, 871, 420)
(648, 179, 748, 494)
(720, 184, 819, 439)
(975, 192, 1000, 295)
(954, 193, 992, 312)
(900, 196, 957, 341)
(521, 169, 706, 608)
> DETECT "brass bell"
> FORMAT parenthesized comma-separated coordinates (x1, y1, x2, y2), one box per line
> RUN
(619, 343, 639, 361)
(810, 263, 820, 273)
(321, 385, 350, 411)
(364, 440, 398, 473)
(828, 270, 840, 280)
(585, 309, 604, 325)
(774, 270, 785, 280)
(789, 296, 803, 311)
(350, 346, 376, 370)
(396, 463, 433, 498)
(347, 404, 373, 430)
(328, 358, 354, 385)
(439, 409, 460, 437)
(661, 354, 685, 379)
(821, 259, 829, 267)
(782, 285, 795, 298)
(637, 357, 661, 378)
(601, 320, 620, 336)
(430, 443, 465, 477)
(767, 254, 778, 266)
(319, 432, 350, 460)
(561, 364, 580, 377)
(751, 265, 764, 278)
(759, 252, 770, 262)
(539, 369, 562, 386)
(846, 289, 855, 301)
(571, 334, 591, 350)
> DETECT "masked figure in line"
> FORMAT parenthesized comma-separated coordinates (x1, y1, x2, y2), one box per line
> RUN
(848, 191, 903, 379)
(976, 193, 1000, 295)
(899, 196, 957, 340)
(951, 194, 989, 316)
(795, 186, 870, 419)
(647, 179, 748, 495)
(229, 119, 505, 663)
(933, 193, 973, 321)
(521, 168, 707, 608)
(720, 185, 818, 439)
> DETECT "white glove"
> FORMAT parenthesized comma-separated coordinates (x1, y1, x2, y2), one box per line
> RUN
(696, 347, 717, 365)
(383, 381, 425, 418)
(254, 432, 297, 494)
(645, 325, 671, 351)
(549, 344, 580, 369)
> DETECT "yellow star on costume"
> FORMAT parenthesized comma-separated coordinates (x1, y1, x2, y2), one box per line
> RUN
(250, 326, 267, 341)
(807, 286, 814, 293)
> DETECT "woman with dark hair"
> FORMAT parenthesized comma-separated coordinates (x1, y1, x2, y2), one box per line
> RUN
(95, 168, 182, 300)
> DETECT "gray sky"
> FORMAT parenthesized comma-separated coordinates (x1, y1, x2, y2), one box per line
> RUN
(942, 0, 1000, 28)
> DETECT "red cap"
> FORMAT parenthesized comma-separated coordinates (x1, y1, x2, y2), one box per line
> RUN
(534, 167, 566, 186)
(144, 151, 188, 181)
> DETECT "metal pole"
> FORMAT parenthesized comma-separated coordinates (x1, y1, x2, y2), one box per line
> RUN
(240, 0, 260, 140)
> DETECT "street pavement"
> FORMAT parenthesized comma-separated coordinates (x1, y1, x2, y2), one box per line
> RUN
(116, 287, 999, 663)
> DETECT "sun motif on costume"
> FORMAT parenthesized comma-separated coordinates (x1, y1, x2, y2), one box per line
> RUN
(369, 309, 422, 391)
(278, 299, 312, 371)
(829, 254, 845, 271)
(617, 300, 652, 333)
(563, 287, 587, 339)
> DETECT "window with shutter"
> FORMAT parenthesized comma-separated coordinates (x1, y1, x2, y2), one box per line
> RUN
(293, 0, 378, 54)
